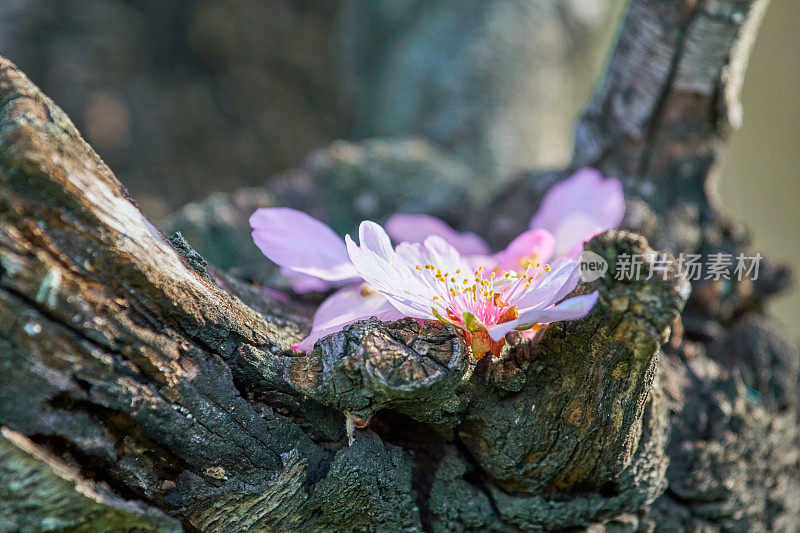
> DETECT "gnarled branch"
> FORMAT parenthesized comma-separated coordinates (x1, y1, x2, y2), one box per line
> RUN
(1, 0, 796, 529)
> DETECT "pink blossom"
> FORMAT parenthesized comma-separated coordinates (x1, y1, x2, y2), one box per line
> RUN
(250, 168, 621, 353)
(528, 167, 625, 258)
(249, 208, 358, 292)
(346, 221, 598, 359)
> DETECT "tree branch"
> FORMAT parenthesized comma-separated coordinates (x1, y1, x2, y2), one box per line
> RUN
(1, 0, 795, 528)
(574, 0, 769, 207)
(0, 52, 688, 530)
(482, 0, 770, 252)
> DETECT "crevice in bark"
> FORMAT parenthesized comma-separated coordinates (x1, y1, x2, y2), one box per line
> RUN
(636, 1, 702, 181)
(368, 410, 448, 532)
(28, 432, 151, 503)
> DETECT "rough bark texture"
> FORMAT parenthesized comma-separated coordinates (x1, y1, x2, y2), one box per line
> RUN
(480, 0, 800, 530)
(1, 0, 797, 532)
(0, 428, 181, 532)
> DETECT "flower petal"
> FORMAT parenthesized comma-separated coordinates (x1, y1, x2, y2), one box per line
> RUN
(294, 286, 404, 351)
(492, 229, 555, 273)
(280, 268, 335, 294)
(418, 235, 472, 276)
(346, 223, 439, 319)
(529, 168, 625, 258)
(311, 285, 397, 330)
(385, 213, 490, 255)
(514, 258, 580, 310)
(250, 207, 357, 281)
(359, 220, 395, 262)
(487, 291, 599, 341)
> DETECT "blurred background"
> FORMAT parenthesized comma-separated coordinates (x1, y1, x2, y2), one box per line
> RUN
(0, 0, 797, 332)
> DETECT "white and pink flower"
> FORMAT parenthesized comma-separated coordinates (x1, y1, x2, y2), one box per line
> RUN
(346, 221, 598, 358)
(249, 168, 625, 354)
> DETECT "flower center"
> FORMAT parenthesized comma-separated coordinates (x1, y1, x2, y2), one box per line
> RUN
(415, 260, 550, 327)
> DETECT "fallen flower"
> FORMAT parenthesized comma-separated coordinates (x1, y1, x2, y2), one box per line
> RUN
(249, 207, 498, 350)
(346, 221, 598, 359)
(250, 168, 621, 352)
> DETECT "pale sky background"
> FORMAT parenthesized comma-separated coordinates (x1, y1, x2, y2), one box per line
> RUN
(718, 0, 800, 335)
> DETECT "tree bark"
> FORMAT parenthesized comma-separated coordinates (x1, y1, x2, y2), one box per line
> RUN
(1, 0, 797, 531)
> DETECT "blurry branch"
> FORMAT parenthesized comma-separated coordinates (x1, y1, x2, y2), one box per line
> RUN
(574, 0, 769, 207)
(571, 0, 792, 329)
(484, 0, 770, 251)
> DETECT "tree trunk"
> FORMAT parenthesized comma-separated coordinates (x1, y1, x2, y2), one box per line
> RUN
(1, 0, 797, 531)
